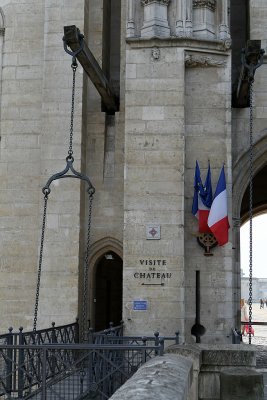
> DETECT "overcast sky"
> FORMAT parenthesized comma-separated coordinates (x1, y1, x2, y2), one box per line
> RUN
(240, 214, 267, 278)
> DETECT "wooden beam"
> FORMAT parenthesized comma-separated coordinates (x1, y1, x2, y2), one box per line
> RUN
(63, 25, 119, 113)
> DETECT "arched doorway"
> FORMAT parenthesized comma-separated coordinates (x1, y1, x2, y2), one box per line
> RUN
(233, 137, 267, 326)
(94, 251, 122, 331)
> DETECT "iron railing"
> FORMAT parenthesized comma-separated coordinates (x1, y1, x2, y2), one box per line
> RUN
(0, 322, 79, 399)
(0, 322, 179, 399)
(0, 342, 163, 399)
(0, 321, 79, 347)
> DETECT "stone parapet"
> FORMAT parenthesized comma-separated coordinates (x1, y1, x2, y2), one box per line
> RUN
(166, 344, 259, 400)
(109, 354, 193, 400)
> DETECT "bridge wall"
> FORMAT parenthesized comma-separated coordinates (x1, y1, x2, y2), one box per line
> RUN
(109, 345, 261, 400)
(109, 354, 194, 400)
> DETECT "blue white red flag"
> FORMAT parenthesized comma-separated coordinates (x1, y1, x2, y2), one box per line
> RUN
(192, 161, 202, 218)
(207, 165, 230, 245)
(192, 161, 213, 233)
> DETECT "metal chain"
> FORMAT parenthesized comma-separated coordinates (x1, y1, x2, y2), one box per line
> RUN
(33, 51, 94, 339)
(248, 79, 254, 344)
(82, 191, 94, 341)
(33, 192, 49, 332)
(68, 57, 78, 158)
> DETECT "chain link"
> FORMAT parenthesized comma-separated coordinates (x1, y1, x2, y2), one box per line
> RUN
(248, 79, 254, 344)
(81, 192, 94, 341)
(33, 193, 49, 332)
(33, 53, 94, 338)
(68, 57, 78, 158)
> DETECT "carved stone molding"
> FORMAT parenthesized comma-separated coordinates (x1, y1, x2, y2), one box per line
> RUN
(127, 0, 135, 38)
(141, 0, 170, 5)
(193, 0, 216, 11)
(141, 0, 171, 38)
(232, 218, 241, 228)
(185, 54, 226, 68)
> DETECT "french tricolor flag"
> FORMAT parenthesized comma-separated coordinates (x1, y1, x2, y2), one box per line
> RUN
(192, 161, 213, 233)
(207, 166, 230, 246)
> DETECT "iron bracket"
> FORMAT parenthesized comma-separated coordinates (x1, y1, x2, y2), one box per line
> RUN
(42, 156, 95, 196)
(63, 25, 119, 114)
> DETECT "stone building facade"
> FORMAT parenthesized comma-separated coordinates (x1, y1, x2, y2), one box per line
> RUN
(0, 0, 266, 344)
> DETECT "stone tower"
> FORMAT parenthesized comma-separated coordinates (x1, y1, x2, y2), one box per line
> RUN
(0, 0, 267, 344)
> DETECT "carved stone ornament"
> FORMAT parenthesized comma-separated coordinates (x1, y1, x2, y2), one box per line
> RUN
(151, 47, 160, 60)
(185, 54, 226, 68)
(193, 0, 216, 11)
(222, 38, 232, 51)
(141, 0, 170, 5)
(232, 217, 241, 228)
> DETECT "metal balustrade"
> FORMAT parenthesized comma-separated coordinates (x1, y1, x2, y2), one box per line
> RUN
(0, 322, 179, 399)
(0, 343, 162, 398)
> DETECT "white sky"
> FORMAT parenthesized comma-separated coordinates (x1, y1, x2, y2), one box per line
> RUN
(240, 214, 267, 278)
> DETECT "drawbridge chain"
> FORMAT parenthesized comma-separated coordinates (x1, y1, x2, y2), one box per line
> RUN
(33, 38, 95, 341)
(241, 43, 265, 344)
(248, 79, 253, 344)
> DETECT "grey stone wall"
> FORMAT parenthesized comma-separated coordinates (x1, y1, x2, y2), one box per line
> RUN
(0, 0, 84, 331)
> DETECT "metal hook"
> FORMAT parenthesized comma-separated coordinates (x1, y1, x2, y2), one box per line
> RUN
(63, 30, 84, 59)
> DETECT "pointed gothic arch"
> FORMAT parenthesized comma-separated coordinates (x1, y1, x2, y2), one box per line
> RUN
(88, 237, 123, 330)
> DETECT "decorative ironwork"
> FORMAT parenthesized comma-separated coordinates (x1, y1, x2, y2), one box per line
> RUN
(194, 232, 217, 256)
(0, 323, 179, 399)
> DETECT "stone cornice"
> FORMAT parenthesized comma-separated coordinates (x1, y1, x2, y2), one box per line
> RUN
(126, 36, 231, 54)
(193, 0, 216, 11)
(141, 0, 171, 6)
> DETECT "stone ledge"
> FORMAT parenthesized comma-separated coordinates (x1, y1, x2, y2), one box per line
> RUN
(126, 36, 231, 54)
(109, 354, 193, 400)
